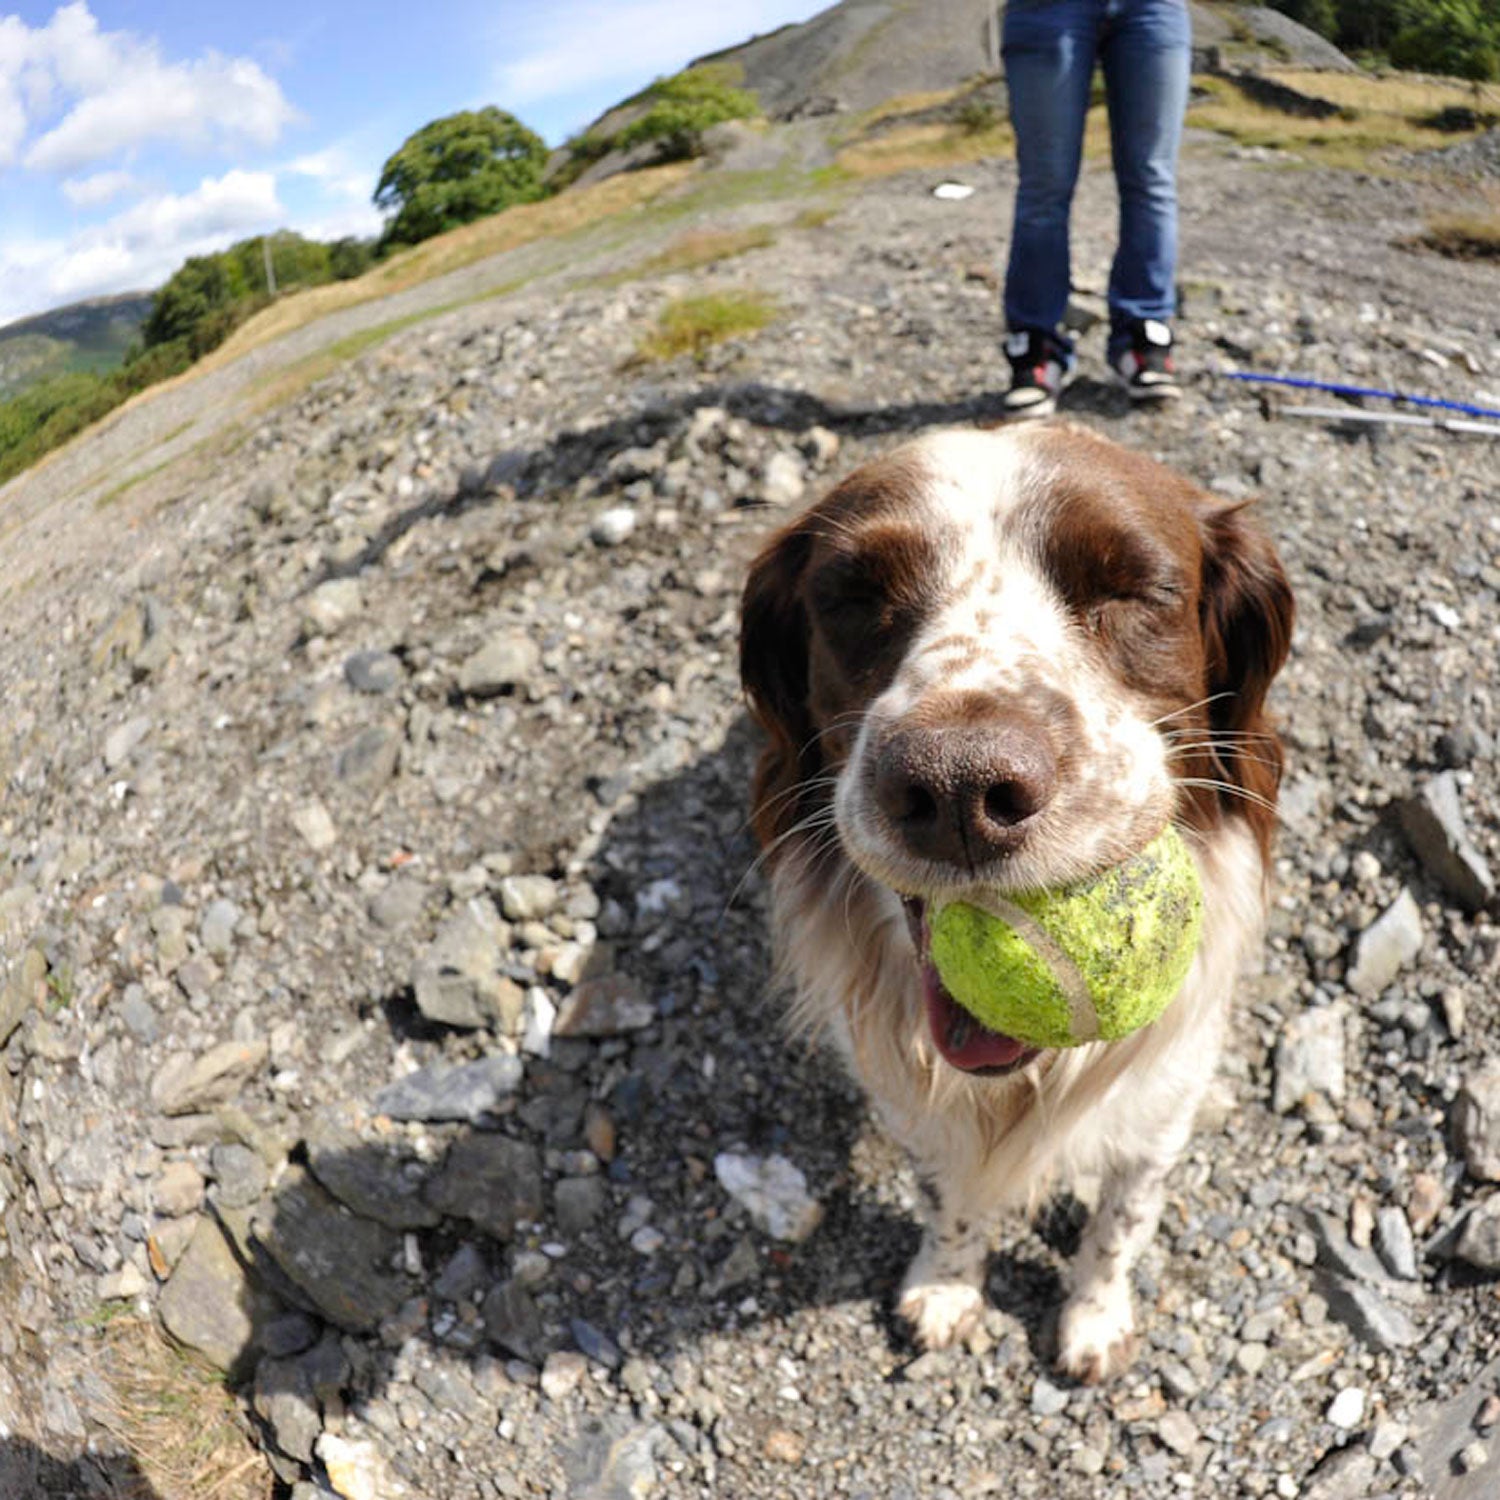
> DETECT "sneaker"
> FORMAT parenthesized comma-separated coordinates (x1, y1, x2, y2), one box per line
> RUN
(1112, 319, 1181, 402)
(1002, 329, 1073, 419)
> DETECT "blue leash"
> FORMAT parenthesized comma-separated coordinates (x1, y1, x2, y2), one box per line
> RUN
(1223, 370, 1500, 422)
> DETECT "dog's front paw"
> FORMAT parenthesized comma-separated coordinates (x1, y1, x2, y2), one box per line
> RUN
(1056, 1285, 1137, 1383)
(898, 1279, 984, 1351)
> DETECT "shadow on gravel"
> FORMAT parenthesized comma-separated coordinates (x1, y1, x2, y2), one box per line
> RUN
(228, 709, 1090, 1486)
(0, 1441, 162, 1499)
(310, 372, 1136, 591)
(238, 399, 1104, 1484)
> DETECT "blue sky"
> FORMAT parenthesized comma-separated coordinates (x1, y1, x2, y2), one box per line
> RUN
(0, 0, 830, 326)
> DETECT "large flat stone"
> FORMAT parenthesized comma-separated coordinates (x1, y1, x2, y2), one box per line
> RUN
(252, 1165, 412, 1332)
(157, 1215, 271, 1377)
(422, 1133, 542, 1240)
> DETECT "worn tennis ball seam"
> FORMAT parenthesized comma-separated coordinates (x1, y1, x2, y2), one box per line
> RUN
(957, 891, 1098, 1043)
(927, 826, 1204, 1049)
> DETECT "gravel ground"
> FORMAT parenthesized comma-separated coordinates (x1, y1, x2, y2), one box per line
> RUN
(0, 124, 1497, 1500)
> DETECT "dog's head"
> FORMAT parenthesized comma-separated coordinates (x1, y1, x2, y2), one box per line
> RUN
(741, 424, 1293, 1068)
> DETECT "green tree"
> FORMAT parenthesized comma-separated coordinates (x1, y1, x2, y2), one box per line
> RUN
(1266, 0, 1339, 40)
(141, 254, 240, 349)
(1389, 0, 1499, 78)
(328, 236, 376, 280)
(374, 107, 548, 249)
(616, 65, 759, 161)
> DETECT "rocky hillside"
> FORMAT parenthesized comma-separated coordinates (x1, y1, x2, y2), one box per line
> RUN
(596, 0, 1353, 125)
(0, 59, 1498, 1500)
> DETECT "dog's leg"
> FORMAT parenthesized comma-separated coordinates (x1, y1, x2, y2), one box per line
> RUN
(896, 1165, 992, 1351)
(1055, 1154, 1173, 1383)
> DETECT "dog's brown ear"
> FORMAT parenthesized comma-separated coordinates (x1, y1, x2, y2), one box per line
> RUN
(1198, 502, 1295, 855)
(741, 521, 818, 852)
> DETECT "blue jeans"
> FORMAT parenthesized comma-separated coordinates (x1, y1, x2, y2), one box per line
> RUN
(1002, 0, 1191, 354)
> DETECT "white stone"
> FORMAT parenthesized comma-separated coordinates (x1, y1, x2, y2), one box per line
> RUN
(302, 578, 363, 636)
(591, 507, 637, 546)
(1327, 1387, 1366, 1429)
(714, 1152, 823, 1242)
(1272, 1004, 1346, 1112)
(292, 800, 338, 852)
(1346, 890, 1423, 996)
(760, 452, 806, 507)
(521, 987, 556, 1058)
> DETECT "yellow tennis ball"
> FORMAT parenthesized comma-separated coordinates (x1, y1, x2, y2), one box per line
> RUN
(928, 826, 1203, 1049)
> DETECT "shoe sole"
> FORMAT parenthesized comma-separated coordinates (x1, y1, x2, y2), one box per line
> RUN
(1001, 394, 1057, 419)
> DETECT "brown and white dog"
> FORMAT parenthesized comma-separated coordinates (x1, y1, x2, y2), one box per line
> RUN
(740, 422, 1293, 1381)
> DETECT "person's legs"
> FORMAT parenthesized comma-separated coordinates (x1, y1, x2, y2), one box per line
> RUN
(1002, 0, 1102, 342)
(1100, 0, 1191, 356)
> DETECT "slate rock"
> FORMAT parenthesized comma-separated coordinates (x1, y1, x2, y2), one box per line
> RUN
(157, 1216, 264, 1376)
(373, 1053, 524, 1123)
(151, 1039, 269, 1115)
(199, 898, 242, 958)
(1302, 1445, 1378, 1500)
(482, 1278, 543, 1360)
(210, 1143, 269, 1209)
(1374, 1205, 1419, 1280)
(0, 947, 48, 1048)
(1456, 1062, 1500, 1182)
(334, 725, 400, 791)
(1318, 1273, 1420, 1350)
(570, 1317, 623, 1371)
(555, 1176, 607, 1235)
(304, 1113, 440, 1229)
(103, 715, 152, 769)
(1345, 889, 1423, 996)
(1272, 1004, 1346, 1112)
(251, 1165, 412, 1332)
(412, 898, 523, 1031)
(554, 974, 655, 1038)
(254, 1353, 322, 1463)
(1398, 772, 1495, 912)
(423, 1133, 543, 1240)
(344, 649, 403, 694)
(1456, 1196, 1500, 1273)
(368, 878, 428, 931)
(433, 1244, 489, 1303)
(457, 633, 539, 697)
(302, 579, 363, 636)
(563, 1416, 663, 1500)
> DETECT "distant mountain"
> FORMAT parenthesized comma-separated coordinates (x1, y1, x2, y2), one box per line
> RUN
(0, 291, 154, 400)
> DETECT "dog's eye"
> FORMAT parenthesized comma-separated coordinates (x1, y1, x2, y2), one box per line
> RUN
(1085, 580, 1184, 635)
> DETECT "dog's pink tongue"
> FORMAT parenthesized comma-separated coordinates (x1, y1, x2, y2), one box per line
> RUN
(922, 962, 1030, 1072)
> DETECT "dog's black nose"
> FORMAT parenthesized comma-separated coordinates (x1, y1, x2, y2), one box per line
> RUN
(873, 718, 1056, 868)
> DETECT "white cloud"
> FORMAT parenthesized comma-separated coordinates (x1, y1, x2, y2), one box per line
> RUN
(285, 144, 374, 206)
(0, 169, 283, 324)
(61, 166, 136, 207)
(0, 2, 296, 174)
(292, 200, 385, 245)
